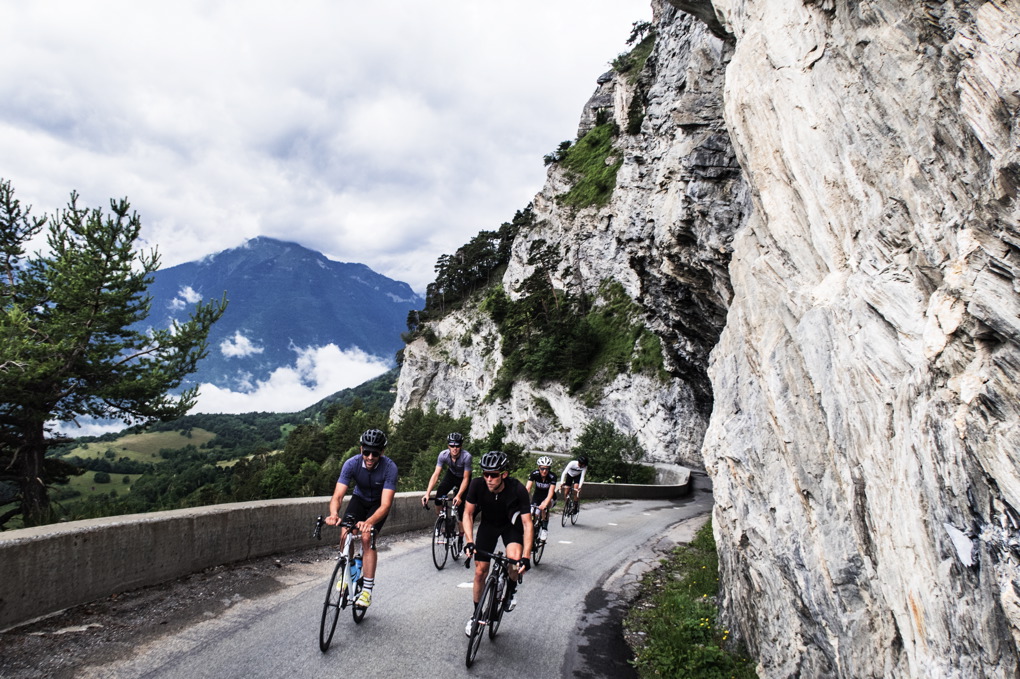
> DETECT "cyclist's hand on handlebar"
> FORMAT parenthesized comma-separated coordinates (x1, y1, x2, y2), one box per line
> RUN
(324, 514, 340, 526)
(464, 541, 476, 557)
(452, 496, 461, 507)
(518, 556, 530, 574)
(420, 494, 429, 508)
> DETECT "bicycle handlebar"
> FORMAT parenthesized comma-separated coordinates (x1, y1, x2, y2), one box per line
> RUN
(312, 514, 377, 550)
(463, 548, 525, 582)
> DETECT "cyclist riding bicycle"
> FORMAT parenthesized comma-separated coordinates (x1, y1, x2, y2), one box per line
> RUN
(462, 450, 533, 636)
(421, 432, 473, 545)
(325, 428, 398, 609)
(525, 456, 557, 541)
(559, 455, 588, 508)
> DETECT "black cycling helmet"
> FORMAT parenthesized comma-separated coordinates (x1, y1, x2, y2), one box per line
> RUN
(447, 432, 464, 446)
(578, 455, 589, 466)
(360, 428, 387, 450)
(479, 450, 509, 472)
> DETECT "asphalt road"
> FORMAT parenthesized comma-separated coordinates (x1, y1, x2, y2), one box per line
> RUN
(75, 492, 712, 678)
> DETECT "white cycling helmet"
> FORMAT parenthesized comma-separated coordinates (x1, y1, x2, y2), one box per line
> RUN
(537, 456, 553, 467)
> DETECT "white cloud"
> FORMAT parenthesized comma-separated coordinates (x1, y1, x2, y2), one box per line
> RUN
(0, 0, 651, 293)
(178, 286, 202, 304)
(219, 331, 264, 358)
(194, 344, 390, 414)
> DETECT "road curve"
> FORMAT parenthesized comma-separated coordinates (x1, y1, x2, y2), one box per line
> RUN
(78, 493, 712, 678)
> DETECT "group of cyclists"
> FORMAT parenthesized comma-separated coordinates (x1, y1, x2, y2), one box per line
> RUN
(324, 428, 589, 635)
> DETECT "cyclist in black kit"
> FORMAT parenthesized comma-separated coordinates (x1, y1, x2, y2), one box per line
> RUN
(525, 456, 557, 542)
(420, 432, 473, 543)
(462, 451, 533, 636)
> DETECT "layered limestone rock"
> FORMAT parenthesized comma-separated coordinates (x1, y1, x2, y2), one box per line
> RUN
(692, 0, 1020, 676)
(392, 1, 748, 465)
(399, 0, 1019, 674)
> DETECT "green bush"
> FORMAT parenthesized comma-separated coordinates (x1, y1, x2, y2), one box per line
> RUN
(626, 521, 758, 679)
(569, 419, 650, 483)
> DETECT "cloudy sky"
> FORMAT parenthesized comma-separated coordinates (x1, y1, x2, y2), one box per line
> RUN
(1, 0, 652, 419)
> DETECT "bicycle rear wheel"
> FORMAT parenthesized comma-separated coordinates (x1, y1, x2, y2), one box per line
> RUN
(319, 557, 346, 652)
(447, 515, 462, 561)
(432, 516, 449, 570)
(466, 578, 497, 667)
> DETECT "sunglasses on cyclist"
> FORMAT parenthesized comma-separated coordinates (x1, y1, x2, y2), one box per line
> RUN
(362, 448, 383, 458)
(482, 471, 503, 479)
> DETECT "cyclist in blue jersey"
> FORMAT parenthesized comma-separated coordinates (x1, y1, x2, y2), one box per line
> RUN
(326, 428, 398, 608)
(421, 432, 473, 547)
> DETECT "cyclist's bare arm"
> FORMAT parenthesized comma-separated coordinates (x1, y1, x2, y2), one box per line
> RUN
(421, 466, 443, 507)
(326, 482, 350, 525)
(455, 468, 470, 506)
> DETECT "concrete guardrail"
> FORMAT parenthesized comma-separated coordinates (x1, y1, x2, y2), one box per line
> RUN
(0, 469, 692, 631)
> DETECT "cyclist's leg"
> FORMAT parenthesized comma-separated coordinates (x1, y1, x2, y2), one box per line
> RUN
(502, 525, 525, 610)
(472, 523, 498, 603)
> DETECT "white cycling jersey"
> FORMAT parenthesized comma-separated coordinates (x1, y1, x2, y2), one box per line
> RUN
(559, 460, 586, 486)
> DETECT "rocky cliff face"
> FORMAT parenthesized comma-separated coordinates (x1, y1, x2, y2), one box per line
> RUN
(393, 2, 746, 466)
(394, 0, 1020, 675)
(691, 0, 1020, 676)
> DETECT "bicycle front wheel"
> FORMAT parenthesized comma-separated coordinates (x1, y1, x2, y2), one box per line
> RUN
(533, 534, 546, 565)
(561, 498, 571, 527)
(432, 517, 449, 570)
(319, 557, 346, 652)
(466, 578, 497, 667)
(571, 500, 579, 525)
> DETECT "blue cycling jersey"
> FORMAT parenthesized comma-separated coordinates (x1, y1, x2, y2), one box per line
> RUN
(338, 454, 398, 503)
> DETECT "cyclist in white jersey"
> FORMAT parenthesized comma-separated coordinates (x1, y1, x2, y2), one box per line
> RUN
(558, 455, 588, 507)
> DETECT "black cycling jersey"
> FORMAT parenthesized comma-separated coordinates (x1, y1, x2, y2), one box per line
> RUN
(528, 469, 557, 504)
(465, 476, 530, 528)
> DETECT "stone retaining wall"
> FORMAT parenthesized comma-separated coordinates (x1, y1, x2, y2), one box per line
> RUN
(0, 472, 691, 630)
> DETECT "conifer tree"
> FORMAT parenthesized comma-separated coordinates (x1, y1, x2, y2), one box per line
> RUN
(0, 179, 226, 528)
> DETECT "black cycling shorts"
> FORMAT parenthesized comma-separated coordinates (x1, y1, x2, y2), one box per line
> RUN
(435, 472, 466, 519)
(474, 522, 524, 562)
(344, 494, 388, 537)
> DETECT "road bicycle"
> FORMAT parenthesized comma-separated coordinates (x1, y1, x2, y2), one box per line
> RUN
(428, 492, 463, 570)
(561, 491, 580, 526)
(312, 515, 376, 652)
(530, 504, 547, 565)
(464, 548, 524, 668)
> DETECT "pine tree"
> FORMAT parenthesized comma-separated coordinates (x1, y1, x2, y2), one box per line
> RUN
(0, 179, 226, 528)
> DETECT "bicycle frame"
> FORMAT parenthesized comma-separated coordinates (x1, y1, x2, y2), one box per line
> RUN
(464, 548, 523, 667)
(313, 515, 376, 651)
(430, 492, 463, 569)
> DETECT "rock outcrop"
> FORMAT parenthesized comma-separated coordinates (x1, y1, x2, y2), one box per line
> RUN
(696, 0, 1020, 676)
(394, 0, 1020, 675)
(393, 1, 747, 467)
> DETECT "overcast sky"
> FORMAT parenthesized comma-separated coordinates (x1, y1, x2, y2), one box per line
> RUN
(1, 0, 652, 420)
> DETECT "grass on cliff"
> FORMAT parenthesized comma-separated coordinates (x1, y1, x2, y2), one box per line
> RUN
(626, 521, 758, 679)
(557, 122, 623, 209)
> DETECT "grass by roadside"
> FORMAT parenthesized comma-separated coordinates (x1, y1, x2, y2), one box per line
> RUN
(625, 521, 758, 679)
